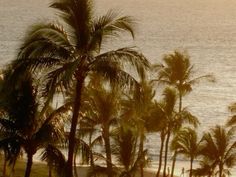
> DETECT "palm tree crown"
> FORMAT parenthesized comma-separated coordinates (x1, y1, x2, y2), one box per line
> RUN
(200, 125, 236, 177)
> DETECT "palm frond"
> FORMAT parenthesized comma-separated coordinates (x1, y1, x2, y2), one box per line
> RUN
(90, 10, 136, 52)
(188, 74, 215, 86)
(179, 110, 200, 128)
(226, 115, 236, 127)
(51, 0, 93, 48)
(89, 58, 139, 90)
(18, 22, 72, 60)
(41, 144, 66, 177)
(43, 60, 79, 96)
(93, 47, 150, 79)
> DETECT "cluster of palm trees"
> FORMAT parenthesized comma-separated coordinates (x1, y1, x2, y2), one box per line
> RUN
(0, 0, 236, 177)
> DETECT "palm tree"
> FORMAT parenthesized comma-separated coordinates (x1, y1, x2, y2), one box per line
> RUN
(192, 159, 216, 177)
(0, 73, 64, 177)
(153, 50, 213, 176)
(41, 144, 67, 177)
(200, 125, 236, 177)
(171, 127, 200, 177)
(112, 121, 142, 177)
(14, 1, 149, 176)
(159, 87, 178, 177)
(76, 115, 103, 168)
(146, 87, 199, 177)
(146, 101, 168, 177)
(84, 86, 121, 177)
(155, 50, 214, 112)
(121, 76, 155, 177)
(146, 86, 178, 177)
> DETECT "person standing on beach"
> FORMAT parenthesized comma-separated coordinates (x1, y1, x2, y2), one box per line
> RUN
(180, 167, 185, 177)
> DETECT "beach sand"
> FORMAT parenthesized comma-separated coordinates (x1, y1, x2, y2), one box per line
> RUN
(0, 158, 162, 177)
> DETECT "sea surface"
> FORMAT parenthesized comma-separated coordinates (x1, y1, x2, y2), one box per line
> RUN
(1, 0, 236, 176)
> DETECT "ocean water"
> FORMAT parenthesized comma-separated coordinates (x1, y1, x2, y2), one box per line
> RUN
(1, 0, 236, 176)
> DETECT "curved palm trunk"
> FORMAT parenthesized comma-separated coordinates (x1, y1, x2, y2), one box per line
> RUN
(170, 151, 177, 177)
(139, 131, 145, 177)
(218, 163, 223, 177)
(74, 145, 79, 177)
(66, 77, 84, 177)
(189, 157, 193, 177)
(24, 153, 33, 177)
(178, 89, 183, 113)
(156, 132, 166, 177)
(48, 165, 52, 177)
(3, 151, 7, 177)
(163, 130, 171, 177)
(103, 125, 113, 177)
(170, 90, 182, 177)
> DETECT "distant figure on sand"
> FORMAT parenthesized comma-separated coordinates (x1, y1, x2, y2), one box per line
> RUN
(180, 167, 184, 177)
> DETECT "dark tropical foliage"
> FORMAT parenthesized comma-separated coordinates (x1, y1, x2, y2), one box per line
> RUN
(200, 125, 236, 177)
(13, 0, 149, 176)
(171, 127, 200, 177)
(0, 72, 64, 177)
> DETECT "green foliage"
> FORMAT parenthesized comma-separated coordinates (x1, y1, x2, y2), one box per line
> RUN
(199, 125, 236, 177)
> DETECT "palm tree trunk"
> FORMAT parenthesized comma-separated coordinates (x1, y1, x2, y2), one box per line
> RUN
(189, 157, 193, 177)
(170, 150, 177, 177)
(10, 158, 17, 177)
(179, 91, 182, 113)
(139, 132, 145, 177)
(103, 126, 113, 177)
(3, 151, 7, 177)
(219, 163, 223, 177)
(163, 130, 171, 177)
(156, 132, 166, 177)
(24, 153, 33, 177)
(74, 145, 78, 177)
(66, 77, 84, 177)
(48, 165, 52, 177)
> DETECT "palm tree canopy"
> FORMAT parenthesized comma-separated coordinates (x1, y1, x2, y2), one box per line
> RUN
(155, 50, 214, 96)
(0, 71, 63, 158)
(171, 127, 199, 159)
(14, 0, 149, 98)
(200, 125, 236, 170)
(112, 123, 138, 170)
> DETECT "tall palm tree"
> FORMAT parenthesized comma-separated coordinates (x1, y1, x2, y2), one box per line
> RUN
(153, 50, 213, 176)
(200, 125, 236, 177)
(14, 1, 149, 176)
(155, 50, 214, 112)
(84, 86, 121, 177)
(0, 73, 64, 177)
(159, 87, 178, 177)
(157, 51, 214, 112)
(146, 87, 198, 177)
(171, 127, 200, 177)
(121, 79, 155, 177)
(146, 101, 168, 177)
